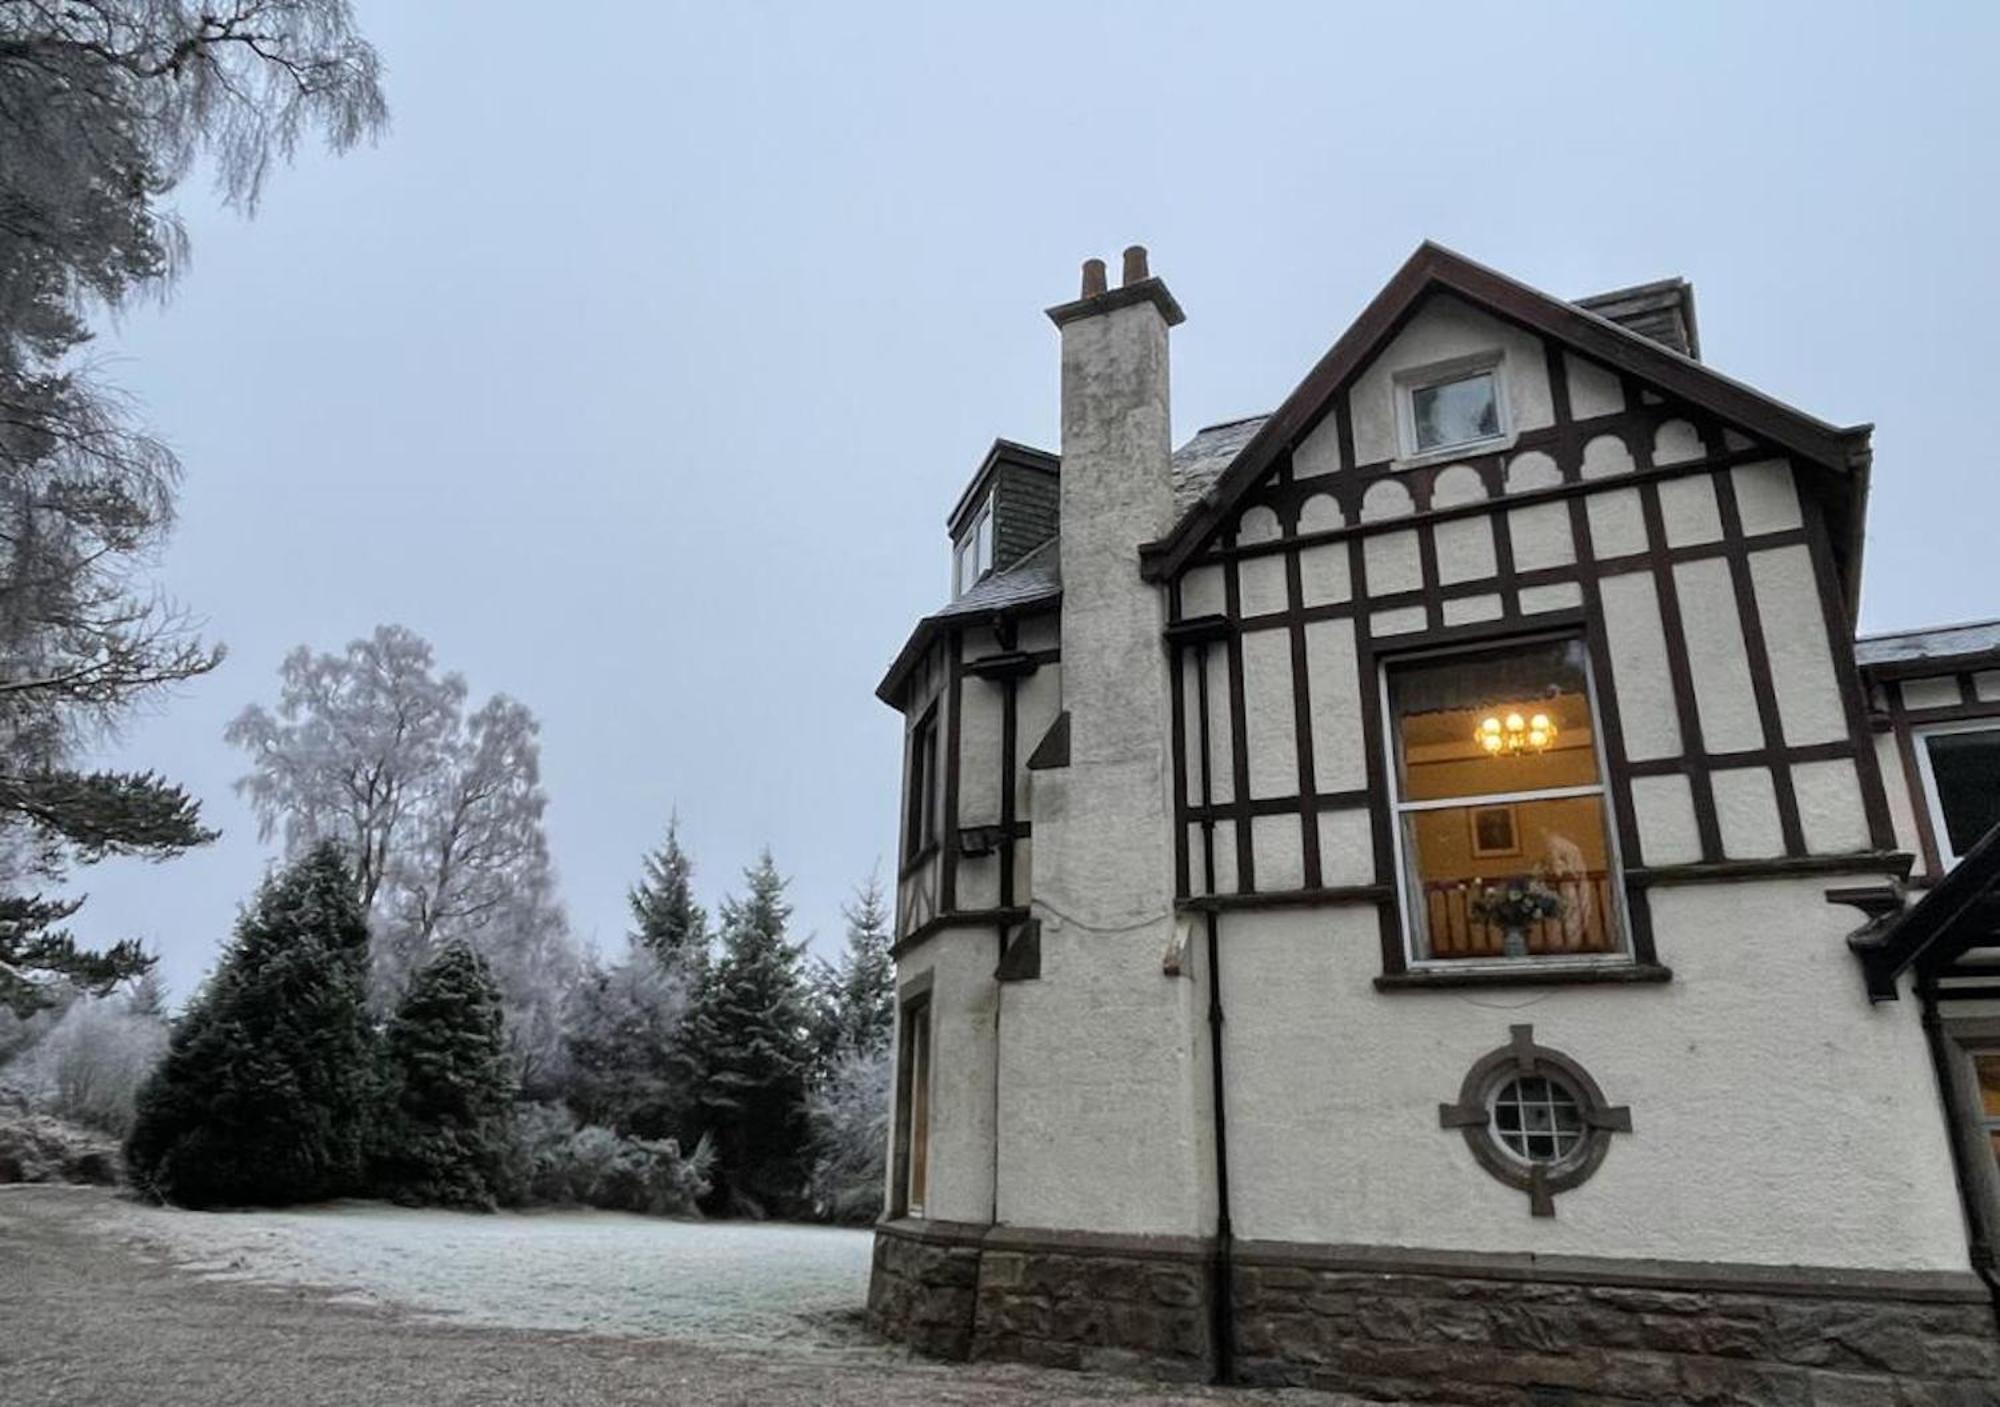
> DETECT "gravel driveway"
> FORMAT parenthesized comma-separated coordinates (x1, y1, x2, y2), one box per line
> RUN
(0, 1187, 1358, 1406)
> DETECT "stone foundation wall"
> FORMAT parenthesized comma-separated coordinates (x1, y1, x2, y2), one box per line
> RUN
(1232, 1249, 2000, 1406)
(869, 1222, 2000, 1405)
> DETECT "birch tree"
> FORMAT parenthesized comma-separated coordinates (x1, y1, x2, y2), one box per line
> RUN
(227, 626, 576, 1035)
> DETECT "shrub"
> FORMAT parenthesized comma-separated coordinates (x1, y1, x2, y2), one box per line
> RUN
(807, 1046, 890, 1223)
(494, 1101, 711, 1217)
(2, 993, 168, 1137)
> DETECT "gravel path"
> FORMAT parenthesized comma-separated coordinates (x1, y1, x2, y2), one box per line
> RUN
(0, 1187, 1357, 1406)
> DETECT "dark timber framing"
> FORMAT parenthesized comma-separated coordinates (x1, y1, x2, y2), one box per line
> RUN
(1161, 346, 1885, 978)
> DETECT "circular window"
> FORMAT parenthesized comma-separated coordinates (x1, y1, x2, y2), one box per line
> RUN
(1439, 1024, 1631, 1216)
(1488, 1073, 1587, 1166)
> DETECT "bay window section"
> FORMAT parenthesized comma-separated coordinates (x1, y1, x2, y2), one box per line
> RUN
(1386, 637, 1627, 965)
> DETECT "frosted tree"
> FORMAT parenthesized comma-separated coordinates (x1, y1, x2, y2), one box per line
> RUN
(628, 816, 708, 971)
(684, 850, 815, 1216)
(226, 625, 578, 1020)
(563, 945, 694, 1141)
(807, 1045, 891, 1223)
(819, 872, 894, 1061)
(0, 1, 386, 1009)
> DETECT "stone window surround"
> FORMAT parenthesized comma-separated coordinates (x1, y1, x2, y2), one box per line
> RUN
(1438, 1022, 1632, 1216)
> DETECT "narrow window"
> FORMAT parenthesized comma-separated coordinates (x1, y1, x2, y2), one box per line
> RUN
(1916, 725, 2000, 866)
(1406, 368, 1503, 456)
(904, 710, 939, 861)
(1385, 636, 1627, 964)
(893, 991, 933, 1217)
(954, 499, 994, 597)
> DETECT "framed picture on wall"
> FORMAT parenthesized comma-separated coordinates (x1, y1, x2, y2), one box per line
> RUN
(1469, 804, 1520, 858)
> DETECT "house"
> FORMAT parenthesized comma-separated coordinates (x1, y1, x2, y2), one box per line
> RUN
(867, 242, 2000, 1403)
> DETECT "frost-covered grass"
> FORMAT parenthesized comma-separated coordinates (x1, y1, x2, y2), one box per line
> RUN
(90, 1199, 873, 1344)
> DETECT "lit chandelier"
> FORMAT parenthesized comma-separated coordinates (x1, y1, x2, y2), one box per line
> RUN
(1476, 709, 1556, 756)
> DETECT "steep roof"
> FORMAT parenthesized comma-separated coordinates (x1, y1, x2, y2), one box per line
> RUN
(1137, 242, 1874, 600)
(874, 540, 1061, 704)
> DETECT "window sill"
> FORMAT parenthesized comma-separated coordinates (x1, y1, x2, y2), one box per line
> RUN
(1375, 962, 1672, 992)
(1390, 433, 1517, 474)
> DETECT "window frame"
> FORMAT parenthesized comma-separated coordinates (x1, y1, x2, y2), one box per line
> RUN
(953, 496, 995, 598)
(1911, 719, 2000, 868)
(1394, 353, 1511, 465)
(891, 980, 935, 1219)
(1940, 1019, 2000, 1257)
(903, 705, 940, 864)
(1379, 631, 1633, 973)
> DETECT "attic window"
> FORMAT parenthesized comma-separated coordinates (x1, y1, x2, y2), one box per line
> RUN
(954, 497, 994, 598)
(1401, 363, 1506, 458)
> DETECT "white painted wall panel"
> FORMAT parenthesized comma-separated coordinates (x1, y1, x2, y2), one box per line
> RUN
(1442, 594, 1503, 626)
(1434, 517, 1497, 584)
(1599, 572, 1683, 760)
(1364, 528, 1423, 596)
(1630, 773, 1702, 865)
(1566, 353, 1625, 419)
(1371, 606, 1427, 637)
(1317, 808, 1375, 886)
(1298, 543, 1351, 607)
(1519, 581, 1583, 614)
(1653, 418, 1704, 466)
(1180, 564, 1225, 617)
(1792, 758, 1871, 854)
(1239, 553, 1289, 618)
(1731, 460, 1803, 535)
(1711, 767, 1785, 859)
(1673, 558, 1763, 754)
(1875, 732, 1923, 858)
(1241, 629, 1299, 800)
(1749, 545, 1850, 746)
(1586, 487, 1648, 559)
(1900, 675, 1962, 711)
(1252, 814, 1306, 891)
(1306, 618, 1366, 792)
(1657, 473, 1723, 546)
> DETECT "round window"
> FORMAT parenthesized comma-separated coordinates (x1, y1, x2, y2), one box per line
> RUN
(1439, 1024, 1631, 1216)
(1487, 1073, 1587, 1165)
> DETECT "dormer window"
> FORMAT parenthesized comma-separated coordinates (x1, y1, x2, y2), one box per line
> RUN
(1398, 357, 1508, 460)
(954, 496, 994, 597)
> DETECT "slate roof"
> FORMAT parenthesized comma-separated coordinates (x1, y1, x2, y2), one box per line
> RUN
(1855, 619, 2000, 670)
(1172, 414, 1270, 515)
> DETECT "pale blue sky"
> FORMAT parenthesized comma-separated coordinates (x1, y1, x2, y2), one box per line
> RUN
(76, 2, 2000, 1000)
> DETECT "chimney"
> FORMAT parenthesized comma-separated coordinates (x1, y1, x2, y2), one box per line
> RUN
(1034, 246, 1185, 924)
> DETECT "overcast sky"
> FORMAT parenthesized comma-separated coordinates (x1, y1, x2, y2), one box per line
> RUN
(75, 2, 2000, 1001)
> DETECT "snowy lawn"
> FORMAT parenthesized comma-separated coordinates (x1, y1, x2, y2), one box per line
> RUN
(85, 1197, 874, 1344)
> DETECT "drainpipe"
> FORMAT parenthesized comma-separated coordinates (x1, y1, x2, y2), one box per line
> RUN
(1195, 640, 1235, 1384)
(1917, 977, 2000, 1336)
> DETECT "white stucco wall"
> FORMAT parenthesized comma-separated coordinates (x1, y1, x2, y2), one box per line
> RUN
(1348, 296, 1555, 465)
(1215, 883, 1970, 1271)
(895, 927, 998, 1224)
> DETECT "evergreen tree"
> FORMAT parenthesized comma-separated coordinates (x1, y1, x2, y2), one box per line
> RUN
(628, 816, 708, 971)
(562, 944, 693, 1142)
(685, 850, 814, 1216)
(374, 941, 514, 1209)
(829, 873, 895, 1058)
(125, 843, 376, 1207)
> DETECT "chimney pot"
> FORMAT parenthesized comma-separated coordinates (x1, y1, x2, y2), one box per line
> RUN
(1080, 258, 1108, 299)
(1121, 245, 1150, 286)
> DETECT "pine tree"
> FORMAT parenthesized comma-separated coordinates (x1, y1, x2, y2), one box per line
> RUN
(562, 944, 693, 1142)
(374, 941, 514, 1209)
(628, 816, 708, 972)
(124, 843, 376, 1207)
(685, 850, 814, 1216)
(831, 873, 895, 1058)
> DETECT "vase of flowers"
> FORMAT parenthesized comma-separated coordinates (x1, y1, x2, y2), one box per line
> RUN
(1468, 876, 1564, 957)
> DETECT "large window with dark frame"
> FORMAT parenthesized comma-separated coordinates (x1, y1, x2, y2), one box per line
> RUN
(1915, 723, 2000, 867)
(904, 710, 939, 862)
(1385, 636, 1627, 965)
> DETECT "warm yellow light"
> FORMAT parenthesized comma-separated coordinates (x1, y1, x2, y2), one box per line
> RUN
(1474, 706, 1559, 757)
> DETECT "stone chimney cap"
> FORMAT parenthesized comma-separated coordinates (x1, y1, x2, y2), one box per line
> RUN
(1046, 246, 1185, 329)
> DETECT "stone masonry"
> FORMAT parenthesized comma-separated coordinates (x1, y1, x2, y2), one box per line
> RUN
(870, 1223, 2000, 1405)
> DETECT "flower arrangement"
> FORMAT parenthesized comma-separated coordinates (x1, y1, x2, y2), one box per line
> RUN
(1467, 876, 1564, 931)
